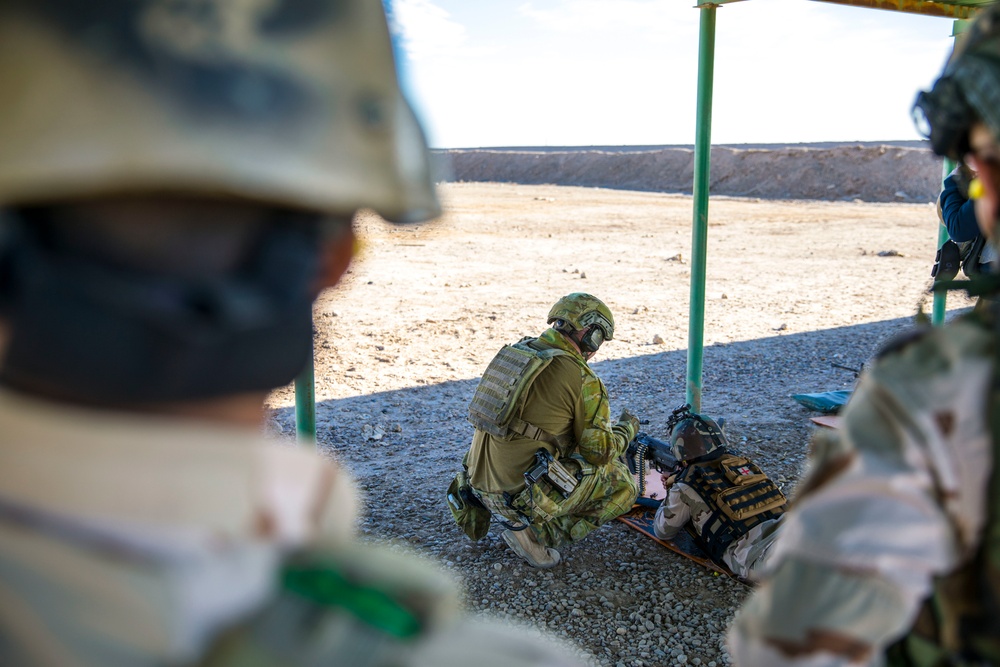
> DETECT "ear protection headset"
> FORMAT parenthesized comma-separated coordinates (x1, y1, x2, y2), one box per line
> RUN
(579, 324, 605, 354)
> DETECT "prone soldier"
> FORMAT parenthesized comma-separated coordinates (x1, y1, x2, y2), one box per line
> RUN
(651, 409, 786, 581)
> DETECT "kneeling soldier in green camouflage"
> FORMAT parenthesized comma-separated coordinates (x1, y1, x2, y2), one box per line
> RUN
(652, 410, 786, 581)
(450, 293, 640, 568)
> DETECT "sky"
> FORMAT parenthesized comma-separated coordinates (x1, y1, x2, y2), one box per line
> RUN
(385, 0, 961, 149)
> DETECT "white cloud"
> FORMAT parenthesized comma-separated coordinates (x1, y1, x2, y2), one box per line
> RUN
(391, 0, 472, 61)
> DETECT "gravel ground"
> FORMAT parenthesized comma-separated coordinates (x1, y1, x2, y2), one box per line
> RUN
(267, 183, 975, 666)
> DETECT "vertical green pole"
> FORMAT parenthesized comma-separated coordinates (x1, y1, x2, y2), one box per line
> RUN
(686, 3, 717, 412)
(931, 158, 956, 326)
(295, 337, 316, 446)
(932, 19, 967, 327)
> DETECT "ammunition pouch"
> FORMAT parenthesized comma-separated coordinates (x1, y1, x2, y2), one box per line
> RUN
(446, 470, 490, 541)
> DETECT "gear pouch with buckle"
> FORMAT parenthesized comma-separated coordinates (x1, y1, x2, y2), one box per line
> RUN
(446, 470, 490, 541)
(714, 455, 786, 521)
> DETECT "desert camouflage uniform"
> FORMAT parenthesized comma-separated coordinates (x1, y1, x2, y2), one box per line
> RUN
(727, 306, 999, 666)
(0, 1, 587, 665)
(467, 328, 638, 547)
(0, 388, 584, 667)
(653, 478, 782, 581)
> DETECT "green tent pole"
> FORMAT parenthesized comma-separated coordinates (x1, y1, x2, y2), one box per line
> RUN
(933, 19, 968, 326)
(686, 3, 717, 412)
(931, 158, 955, 326)
(295, 336, 316, 446)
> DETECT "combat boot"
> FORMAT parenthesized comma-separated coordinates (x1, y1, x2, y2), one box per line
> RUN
(502, 528, 561, 568)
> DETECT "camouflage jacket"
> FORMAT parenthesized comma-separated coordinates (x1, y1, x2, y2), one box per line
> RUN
(467, 327, 635, 494)
(0, 389, 584, 667)
(728, 310, 998, 666)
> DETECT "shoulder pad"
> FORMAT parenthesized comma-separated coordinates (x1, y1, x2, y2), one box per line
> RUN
(514, 336, 538, 349)
(515, 336, 570, 359)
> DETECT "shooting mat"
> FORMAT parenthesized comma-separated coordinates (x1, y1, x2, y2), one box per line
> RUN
(617, 468, 740, 581)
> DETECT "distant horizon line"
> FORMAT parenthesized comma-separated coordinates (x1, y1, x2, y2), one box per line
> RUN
(431, 139, 929, 152)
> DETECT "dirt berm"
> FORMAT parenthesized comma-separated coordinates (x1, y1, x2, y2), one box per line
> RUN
(437, 143, 944, 203)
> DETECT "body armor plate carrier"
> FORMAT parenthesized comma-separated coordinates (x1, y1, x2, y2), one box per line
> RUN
(677, 454, 787, 563)
(467, 337, 569, 444)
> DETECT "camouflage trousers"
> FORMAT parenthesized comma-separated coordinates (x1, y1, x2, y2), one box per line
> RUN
(477, 457, 638, 548)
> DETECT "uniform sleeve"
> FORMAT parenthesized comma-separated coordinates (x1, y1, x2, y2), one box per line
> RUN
(652, 484, 691, 540)
(573, 372, 631, 465)
(940, 172, 980, 243)
(727, 322, 994, 666)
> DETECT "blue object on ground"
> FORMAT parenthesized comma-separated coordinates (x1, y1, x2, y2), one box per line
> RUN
(791, 390, 852, 414)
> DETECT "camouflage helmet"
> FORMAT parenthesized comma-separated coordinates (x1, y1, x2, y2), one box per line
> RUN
(670, 412, 727, 462)
(546, 293, 615, 340)
(912, 3, 1000, 162)
(0, 0, 439, 224)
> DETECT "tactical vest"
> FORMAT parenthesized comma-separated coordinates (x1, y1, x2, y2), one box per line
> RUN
(467, 337, 570, 445)
(677, 453, 787, 563)
(887, 306, 1000, 666)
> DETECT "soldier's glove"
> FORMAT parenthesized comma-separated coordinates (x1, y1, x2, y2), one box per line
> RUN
(616, 409, 641, 441)
(932, 239, 960, 282)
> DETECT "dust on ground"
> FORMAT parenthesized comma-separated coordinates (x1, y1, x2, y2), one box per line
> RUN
(267, 182, 973, 666)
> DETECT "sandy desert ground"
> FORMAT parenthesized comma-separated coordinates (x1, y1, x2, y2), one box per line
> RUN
(267, 182, 974, 666)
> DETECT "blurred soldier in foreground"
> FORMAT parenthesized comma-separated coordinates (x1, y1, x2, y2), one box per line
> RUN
(448, 293, 640, 568)
(728, 6, 1000, 664)
(0, 2, 580, 665)
(652, 410, 786, 581)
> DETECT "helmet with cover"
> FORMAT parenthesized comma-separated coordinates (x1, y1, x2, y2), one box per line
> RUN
(670, 412, 727, 463)
(912, 4, 1000, 165)
(0, 0, 439, 223)
(546, 293, 615, 353)
(0, 0, 439, 403)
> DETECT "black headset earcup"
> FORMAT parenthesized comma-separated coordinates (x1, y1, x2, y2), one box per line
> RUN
(581, 325, 604, 353)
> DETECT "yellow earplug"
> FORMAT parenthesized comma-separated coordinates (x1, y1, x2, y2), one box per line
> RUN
(969, 177, 985, 201)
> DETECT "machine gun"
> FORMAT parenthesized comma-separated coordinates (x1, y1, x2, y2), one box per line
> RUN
(626, 433, 679, 478)
(625, 433, 680, 502)
(624, 404, 697, 500)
